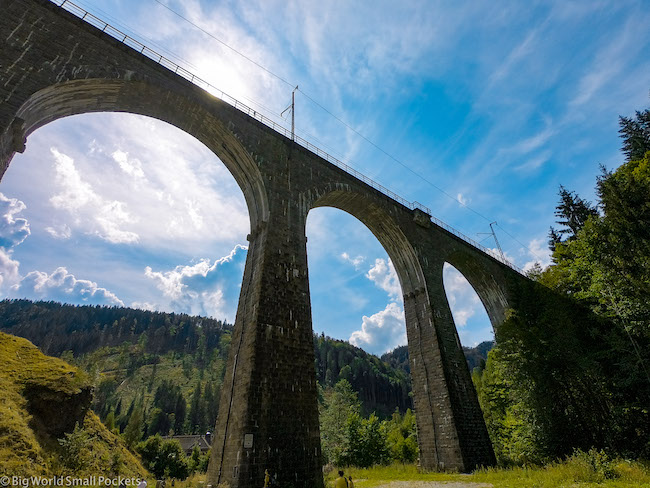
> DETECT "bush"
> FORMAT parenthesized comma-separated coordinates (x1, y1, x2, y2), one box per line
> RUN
(137, 435, 190, 479)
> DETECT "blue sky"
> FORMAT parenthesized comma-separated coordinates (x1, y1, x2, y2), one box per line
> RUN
(1, 0, 649, 355)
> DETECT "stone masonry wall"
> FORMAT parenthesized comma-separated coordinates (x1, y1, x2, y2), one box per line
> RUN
(1, 1, 532, 485)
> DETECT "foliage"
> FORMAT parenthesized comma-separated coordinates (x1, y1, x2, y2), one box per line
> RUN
(384, 409, 418, 464)
(188, 445, 210, 473)
(320, 380, 416, 468)
(0, 299, 231, 357)
(619, 108, 650, 161)
(548, 185, 598, 252)
(320, 379, 361, 465)
(124, 403, 145, 448)
(315, 334, 411, 417)
(342, 413, 390, 467)
(473, 348, 536, 465)
(58, 423, 92, 472)
(137, 435, 190, 479)
(476, 104, 650, 465)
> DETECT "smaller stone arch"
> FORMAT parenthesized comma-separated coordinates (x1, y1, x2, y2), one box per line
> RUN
(443, 249, 512, 328)
(306, 187, 495, 472)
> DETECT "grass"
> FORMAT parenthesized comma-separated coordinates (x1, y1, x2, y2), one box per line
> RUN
(324, 457, 650, 488)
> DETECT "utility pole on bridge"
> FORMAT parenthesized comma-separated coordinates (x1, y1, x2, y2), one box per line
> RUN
(281, 85, 299, 141)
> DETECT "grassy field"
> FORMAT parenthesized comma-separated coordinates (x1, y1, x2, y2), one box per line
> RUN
(168, 455, 650, 488)
(323, 456, 650, 488)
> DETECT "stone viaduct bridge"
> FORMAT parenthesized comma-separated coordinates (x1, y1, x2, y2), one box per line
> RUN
(1, 1, 530, 486)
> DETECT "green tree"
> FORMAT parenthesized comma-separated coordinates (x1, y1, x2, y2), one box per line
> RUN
(385, 409, 418, 463)
(188, 444, 202, 473)
(105, 410, 116, 432)
(477, 105, 650, 463)
(147, 407, 171, 437)
(319, 379, 361, 465)
(619, 108, 650, 161)
(548, 185, 597, 252)
(186, 382, 204, 434)
(137, 435, 190, 479)
(124, 404, 145, 448)
(58, 423, 92, 472)
(473, 348, 535, 465)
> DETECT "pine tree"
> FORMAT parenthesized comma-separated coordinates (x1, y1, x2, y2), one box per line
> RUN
(619, 108, 650, 161)
(187, 382, 204, 434)
(124, 404, 144, 448)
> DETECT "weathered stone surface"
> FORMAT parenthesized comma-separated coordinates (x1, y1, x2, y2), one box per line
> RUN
(0, 1, 531, 485)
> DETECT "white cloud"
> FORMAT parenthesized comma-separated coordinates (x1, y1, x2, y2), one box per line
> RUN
(340, 252, 365, 270)
(131, 301, 158, 312)
(112, 150, 145, 179)
(366, 258, 401, 301)
(515, 150, 552, 172)
(0, 248, 21, 289)
(70, 114, 248, 250)
(143, 244, 247, 319)
(349, 301, 406, 354)
(49, 147, 140, 244)
(0, 193, 30, 249)
(523, 237, 552, 271)
(45, 224, 72, 240)
(488, 26, 540, 85)
(569, 13, 647, 108)
(14, 267, 124, 306)
(509, 128, 555, 156)
(0, 193, 28, 290)
(457, 193, 470, 206)
(347, 257, 406, 353)
(0, 191, 123, 306)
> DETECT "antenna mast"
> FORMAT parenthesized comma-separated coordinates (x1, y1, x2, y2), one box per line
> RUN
(490, 221, 505, 261)
(478, 221, 505, 262)
(281, 85, 299, 141)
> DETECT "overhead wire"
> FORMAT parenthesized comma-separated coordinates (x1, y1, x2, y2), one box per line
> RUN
(152, 0, 294, 88)
(74, 0, 198, 70)
(147, 0, 544, 264)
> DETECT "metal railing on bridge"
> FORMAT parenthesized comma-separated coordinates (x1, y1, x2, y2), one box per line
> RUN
(49, 0, 524, 275)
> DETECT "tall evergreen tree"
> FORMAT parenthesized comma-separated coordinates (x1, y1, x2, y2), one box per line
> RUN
(124, 404, 145, 448)
(548, 185, 598, 252)
(619, 108, 650, 161)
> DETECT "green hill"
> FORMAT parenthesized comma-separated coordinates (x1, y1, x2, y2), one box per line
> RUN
(0, 331, 147, 477)
(0, 299, 491, 438)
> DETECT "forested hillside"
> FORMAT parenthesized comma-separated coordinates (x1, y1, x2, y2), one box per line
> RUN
(381, 340, 494, 377)
(0, 299, 230, 356)
(0, 299, 491, 438)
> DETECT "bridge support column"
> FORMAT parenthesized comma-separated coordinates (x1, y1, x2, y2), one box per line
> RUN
(405, 260, 495, 472)
(207, 212, 323, 488)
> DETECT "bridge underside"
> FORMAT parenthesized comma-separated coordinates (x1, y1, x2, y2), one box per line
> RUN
(0, 1, 530, 486)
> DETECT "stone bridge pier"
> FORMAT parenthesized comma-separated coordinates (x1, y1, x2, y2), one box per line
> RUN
(0, 1, 531, 487)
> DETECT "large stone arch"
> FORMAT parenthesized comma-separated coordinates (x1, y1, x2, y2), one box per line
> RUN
(310, 188, 425, 297)
(2, 78, 269, 229)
